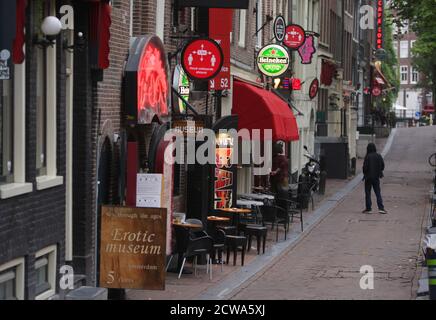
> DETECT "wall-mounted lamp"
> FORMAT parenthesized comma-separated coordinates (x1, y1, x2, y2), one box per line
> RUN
(34, 16, 62, 47)
(64, 32, 86, 52)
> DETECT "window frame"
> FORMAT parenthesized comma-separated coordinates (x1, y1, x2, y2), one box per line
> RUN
(410, 67, 419, 84)
(0, 67, 14, 185)
(399, 40, 409, 58)
(0, 258, 25, 300)
(0, 56, 32, 199)
(35, 0, 64, 191)
(34, 245, 57, 300)
(400, 65, 409, 84)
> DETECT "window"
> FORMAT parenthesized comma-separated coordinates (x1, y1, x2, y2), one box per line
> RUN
(400, 41, 408, 58)
(401, 66, 408, 84)
(0, 35, 31, 198)
(34, 245, 57, 300)
(0, 258, 25, 300)
(0, 66, 14, 185)
(393, 42, 398, 56)
(238, 10, 247, 47)
(411, 67, 419, 84)
(34, 0, 63, 190)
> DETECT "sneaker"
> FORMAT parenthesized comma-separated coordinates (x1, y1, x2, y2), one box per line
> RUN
(362, 209, 372, 214)
(379, 209, 387, 214)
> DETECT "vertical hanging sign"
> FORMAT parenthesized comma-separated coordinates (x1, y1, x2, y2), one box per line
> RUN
(376, 0, 384, 49)
(208, 8, 233, 91)
(214, 133, 235, 209)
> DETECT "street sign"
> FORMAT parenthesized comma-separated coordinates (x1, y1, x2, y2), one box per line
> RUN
(309, 78, 319, 100)
(257, 44, 290, 77)
(100, 206, 167, 290)
(283, 24, 306, 50)
(415, 112, 421, 120)
(181, 38, 224, 81)
(274, 16, 286, 43)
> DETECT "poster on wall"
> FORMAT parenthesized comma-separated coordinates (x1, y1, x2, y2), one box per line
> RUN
(99, 206, 167, 290)
(136, 174, 163, 208)
(214, 133, 235, 209)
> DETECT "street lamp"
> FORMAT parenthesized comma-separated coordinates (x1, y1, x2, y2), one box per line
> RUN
(34, 16, 62, 47)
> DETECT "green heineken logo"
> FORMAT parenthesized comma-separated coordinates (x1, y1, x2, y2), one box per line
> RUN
(178, 68, 190, 114)
(257, 44, 290, 77)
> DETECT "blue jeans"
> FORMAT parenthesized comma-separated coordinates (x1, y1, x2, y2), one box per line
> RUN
(365, 178, 384, 210)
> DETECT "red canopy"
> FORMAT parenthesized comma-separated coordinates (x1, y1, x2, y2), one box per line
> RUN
(232, 80, 299, 142)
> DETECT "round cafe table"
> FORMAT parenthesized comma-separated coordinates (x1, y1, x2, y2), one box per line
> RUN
(219, 208, 252, 227)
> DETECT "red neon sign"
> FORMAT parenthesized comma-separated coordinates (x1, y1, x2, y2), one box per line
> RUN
(376, 0, 384, 49)
(137, 44, 169, 118)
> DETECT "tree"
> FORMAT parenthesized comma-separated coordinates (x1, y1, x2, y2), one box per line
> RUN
(380, 9, 400, 111)
(390, 0, 436, 114)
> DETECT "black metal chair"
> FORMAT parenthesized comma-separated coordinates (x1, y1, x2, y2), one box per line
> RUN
(178, 234, 214, 280)
(276, 195, 304, 232)
(245, 225, 268, 254)
(260, 205, 289, 241)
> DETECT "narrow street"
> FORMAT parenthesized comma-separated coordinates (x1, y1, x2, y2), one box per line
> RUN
(229, 126, 435, 300)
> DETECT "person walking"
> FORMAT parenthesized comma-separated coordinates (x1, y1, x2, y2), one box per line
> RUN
(362, 143, 387, 214)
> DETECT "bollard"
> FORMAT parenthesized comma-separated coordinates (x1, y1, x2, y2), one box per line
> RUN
(318, 171, 327, 195)
(428, 248, 436, 300)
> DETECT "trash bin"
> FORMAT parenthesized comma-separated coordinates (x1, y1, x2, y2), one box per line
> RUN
(318, 171, 327, 195)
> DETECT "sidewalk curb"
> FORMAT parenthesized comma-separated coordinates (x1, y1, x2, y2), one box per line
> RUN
(196, 129, 398, 300)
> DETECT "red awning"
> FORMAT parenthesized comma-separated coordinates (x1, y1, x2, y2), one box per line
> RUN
(232, 80, 299, 142)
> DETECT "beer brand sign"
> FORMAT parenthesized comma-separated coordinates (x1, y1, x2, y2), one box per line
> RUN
(100, 206, 167, 290)
(257, 44, 290, 77)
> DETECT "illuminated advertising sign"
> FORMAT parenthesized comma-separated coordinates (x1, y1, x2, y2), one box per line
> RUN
(124, 36, 170, 125)
(214, 133, 234, 210)
(376, 0, 384, 49)
(257, 44, 290, 77)
(283, 24, 306, 50)
(182, 38, 224, 81)
(172, 65, 190, 114)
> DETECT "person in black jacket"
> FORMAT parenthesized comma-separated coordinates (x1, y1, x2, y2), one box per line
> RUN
(362, 143, 387, 214)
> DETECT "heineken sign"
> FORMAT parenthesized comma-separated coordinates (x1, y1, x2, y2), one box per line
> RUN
(257, 44, 290, 77)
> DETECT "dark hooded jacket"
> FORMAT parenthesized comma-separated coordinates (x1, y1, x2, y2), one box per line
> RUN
(363, 143, 385, 180)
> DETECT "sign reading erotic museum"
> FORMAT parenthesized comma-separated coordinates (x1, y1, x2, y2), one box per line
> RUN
(181, 38, 224, 81)
(100, 206, 167, 290)
(257, 44, 290, 77)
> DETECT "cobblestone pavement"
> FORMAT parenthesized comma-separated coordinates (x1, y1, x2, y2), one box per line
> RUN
(230, 126, 435, 300)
